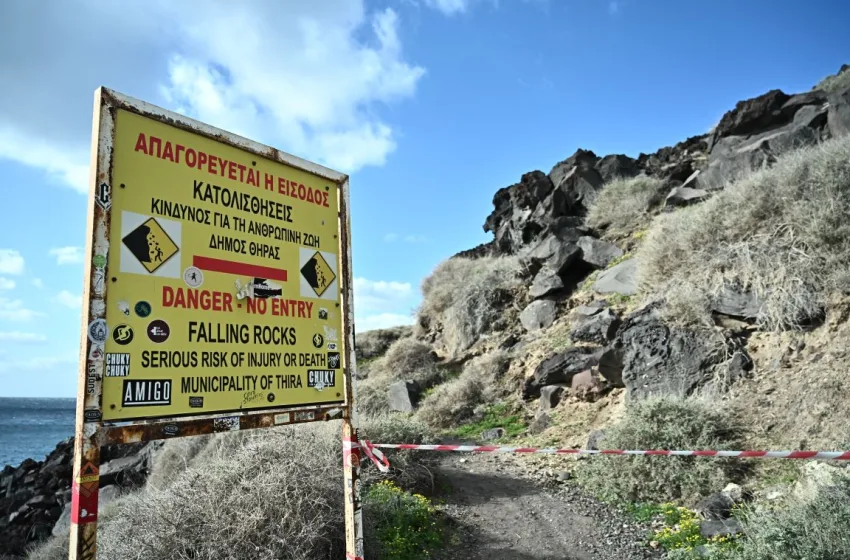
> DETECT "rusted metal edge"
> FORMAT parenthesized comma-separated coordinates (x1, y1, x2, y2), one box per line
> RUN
(69, 84, 116, 560)
(101, 403, 347, 445)
(99, 88, 349, 185)
(338, 177, 359, 423)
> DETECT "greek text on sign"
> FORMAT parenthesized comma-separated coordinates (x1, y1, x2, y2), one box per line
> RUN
(99, 109, 346, 421)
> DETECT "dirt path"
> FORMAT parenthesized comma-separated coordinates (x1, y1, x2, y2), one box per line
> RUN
(430, 452, 666, 560)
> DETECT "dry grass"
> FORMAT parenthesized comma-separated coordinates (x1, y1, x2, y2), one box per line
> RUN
(575, 396, 747, 506)
(707, 476, 850, 560)
(355, 326, 413, 361)
(637, 134, 850, 331)
(815, 65, 850, 94)
(416, 351, 511, 429)
(586, 175, 667, 239)
(355, 337, 442, 414)
(416, 256, 524, 358)
(27, 416, 434, 560)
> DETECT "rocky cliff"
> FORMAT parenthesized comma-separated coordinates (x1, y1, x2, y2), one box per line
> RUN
(424, 64, 850, 412)
(0, 440, 160, 557)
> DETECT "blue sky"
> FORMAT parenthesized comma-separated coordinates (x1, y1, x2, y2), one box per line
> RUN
(0, 0, 847, 397)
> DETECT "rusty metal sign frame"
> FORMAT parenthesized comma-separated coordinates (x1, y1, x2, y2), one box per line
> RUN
(70, 87, 363, 559)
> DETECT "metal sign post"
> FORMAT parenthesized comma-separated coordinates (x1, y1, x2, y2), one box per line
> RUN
(70, 87, 361, 559)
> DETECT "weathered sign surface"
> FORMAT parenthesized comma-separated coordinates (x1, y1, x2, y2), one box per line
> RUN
(97, 107, 347, 422)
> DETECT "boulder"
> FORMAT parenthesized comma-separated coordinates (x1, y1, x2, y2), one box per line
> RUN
(698, 104, 828, 191)
(711, 284, 762, 319)
(597, 347, 625, 387)
(710, 89, 791, 145)
(726, 351, 754, 383)
(695, 492, 735, 520)
(570, 308, 621, 345)
(569, 369, 608, 402)
(549, 149, 604, 215)
(722, 483, 745, 503)
(523, 347, 601, 399)
(529, 412, 552, 435)
(595, 154, 640, 183)
(571, 301, 607, 318)
(528, 267, 565, 299)
(387, 380, 420, 412)
(781, 90, 828, 116)
(665, 185, 708, 207)
(577, 236, 623, 268)
(593, 258, 639, 296)
(520, 299, 557, 332)
(481, 428, 506, 441)
(539, 385, 565, 411)
(605, 303, 746, 400)
(483, 171, 556, 254)
(700, 519, 743, 539)
(586, 430, 606, 450)
(522, 231, 582, 276)
(828, 85, 850, 139)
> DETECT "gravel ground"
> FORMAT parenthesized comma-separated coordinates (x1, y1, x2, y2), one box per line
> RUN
(429, 452, 667, 560)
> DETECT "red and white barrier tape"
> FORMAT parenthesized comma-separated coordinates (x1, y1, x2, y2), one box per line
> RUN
(358, 441, 850, 469)
(343, 438, 391, 473)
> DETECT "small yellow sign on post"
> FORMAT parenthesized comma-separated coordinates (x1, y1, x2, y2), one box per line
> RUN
(98, 108, 347, 421)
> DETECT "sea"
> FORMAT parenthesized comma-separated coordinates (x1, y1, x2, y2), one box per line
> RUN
(0, 398, 76, 469)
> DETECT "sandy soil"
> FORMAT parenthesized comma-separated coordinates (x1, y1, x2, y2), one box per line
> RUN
(429, 452, 666, 560)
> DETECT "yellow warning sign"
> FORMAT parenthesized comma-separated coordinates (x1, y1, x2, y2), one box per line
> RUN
(301, 251, 336, 297)
(90, 100, 349, 423)
(122, 217, 179, 273)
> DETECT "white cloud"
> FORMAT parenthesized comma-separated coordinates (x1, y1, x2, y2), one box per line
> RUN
(0, 1, 425, 189)
(0, 250, 24, 275)
(49, 246, 85, 265)
(0, 278, 14, 290)
(0, 298, 44, 322)
(384, 233, 428, 243)
(423, 0, 471, 15)
(31, 278, 44, 289)
(354, 277, 414, 313)
(55, 290, 83, 309)
(0, 332, 47, 344)
(0, 126, 89, 193)
(355, 312, 415, 332)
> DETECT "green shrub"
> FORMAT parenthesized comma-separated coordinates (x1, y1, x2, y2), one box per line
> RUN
(638, 134, 850, 330)
(586, 175, 667, 238)
(416, 351, 510, 429)
(416, 256, 523, 358)
(448, 402, 526, 441)
(724, 477, 850, 560)
(636, 503, 741, 556)
(363, 480, 444, 560)
(575, 397, 746, 506)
